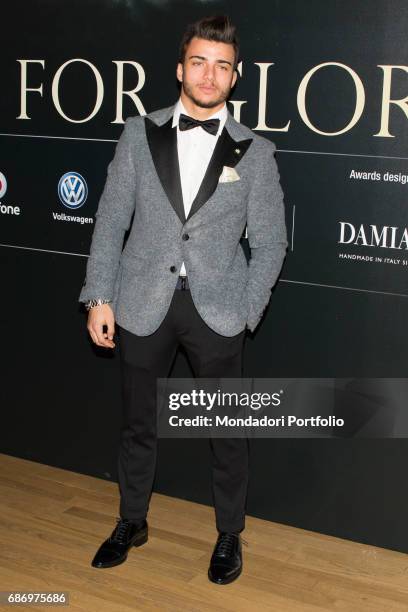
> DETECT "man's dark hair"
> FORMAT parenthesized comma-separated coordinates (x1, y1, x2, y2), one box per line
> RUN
(178, 15, 240, 72)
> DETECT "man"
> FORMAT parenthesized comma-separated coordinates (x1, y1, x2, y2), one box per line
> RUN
(79, 15, 287, 585)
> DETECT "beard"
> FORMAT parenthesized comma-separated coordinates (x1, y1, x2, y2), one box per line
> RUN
(181, 79, 231, 109)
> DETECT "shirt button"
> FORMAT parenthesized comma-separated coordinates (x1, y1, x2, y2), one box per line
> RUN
(182, 233, 190, 241)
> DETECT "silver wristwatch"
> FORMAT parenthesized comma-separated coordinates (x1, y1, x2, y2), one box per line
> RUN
(84, 298, 112, 311)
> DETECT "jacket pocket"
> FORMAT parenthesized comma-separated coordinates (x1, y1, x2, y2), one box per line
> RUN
(120, 250, 148, 273)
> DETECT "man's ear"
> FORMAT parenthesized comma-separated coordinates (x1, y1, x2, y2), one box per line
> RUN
(176, 62, 183, 83)
(231, 69, 238, 88)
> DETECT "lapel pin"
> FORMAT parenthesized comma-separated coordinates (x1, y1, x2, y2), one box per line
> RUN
(235, 148, 240, 154)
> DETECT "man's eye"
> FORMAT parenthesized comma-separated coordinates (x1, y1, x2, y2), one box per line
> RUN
(193, 62, 202, 66)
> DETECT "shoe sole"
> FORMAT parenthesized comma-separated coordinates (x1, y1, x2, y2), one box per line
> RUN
(91, 530, 148, 569)
(208, 565, 242, 585)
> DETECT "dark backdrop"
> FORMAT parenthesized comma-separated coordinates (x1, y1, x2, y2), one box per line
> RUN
(1, 0, 408, 553)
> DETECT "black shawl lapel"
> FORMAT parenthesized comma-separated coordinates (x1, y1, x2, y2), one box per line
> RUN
(145, 115, 186, 224)
(145, 111, 253, 225)
(186, 128, 253, 221)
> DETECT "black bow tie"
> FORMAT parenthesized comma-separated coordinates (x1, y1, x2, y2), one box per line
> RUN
(178, 113, 220, 136)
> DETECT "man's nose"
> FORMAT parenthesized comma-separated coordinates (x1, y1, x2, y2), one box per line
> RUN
(203, 64, 216, 80)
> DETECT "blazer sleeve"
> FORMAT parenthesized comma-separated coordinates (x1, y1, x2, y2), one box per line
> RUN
(78, 117, 139, 303)
(245, 141, 288, 332)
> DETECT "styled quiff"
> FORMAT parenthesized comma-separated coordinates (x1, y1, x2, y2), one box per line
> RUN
(178, 15, 240, 72)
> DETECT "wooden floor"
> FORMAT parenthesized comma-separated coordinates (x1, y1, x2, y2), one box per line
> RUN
(1, 454, 408, 612)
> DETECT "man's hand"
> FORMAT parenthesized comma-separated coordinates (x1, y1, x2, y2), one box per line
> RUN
(87, 303, 116, 348)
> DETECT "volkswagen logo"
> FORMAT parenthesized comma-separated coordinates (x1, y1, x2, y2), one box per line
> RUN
(58, 171, 88, 209)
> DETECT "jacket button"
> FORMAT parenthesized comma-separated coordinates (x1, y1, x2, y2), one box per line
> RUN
(182, 233, 190, 241)
(170, 265, 176, 272)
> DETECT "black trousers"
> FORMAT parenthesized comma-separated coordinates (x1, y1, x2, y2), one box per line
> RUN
(116, 280, 249, 533)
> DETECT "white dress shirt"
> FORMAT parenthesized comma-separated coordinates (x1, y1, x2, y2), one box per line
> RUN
(172, 97, 228, 276)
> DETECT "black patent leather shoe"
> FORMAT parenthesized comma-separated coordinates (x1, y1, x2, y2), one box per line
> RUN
(208, 531, 246, 584)
(91, 517, 148, 569)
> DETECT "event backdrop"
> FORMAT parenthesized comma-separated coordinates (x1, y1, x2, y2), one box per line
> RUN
(1, 0, 408, 552)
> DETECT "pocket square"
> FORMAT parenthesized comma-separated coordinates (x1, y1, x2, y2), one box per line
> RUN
(218, 166, 240, 183)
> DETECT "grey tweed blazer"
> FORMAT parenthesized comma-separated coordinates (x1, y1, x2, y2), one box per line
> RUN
(78, 102, 287, 336)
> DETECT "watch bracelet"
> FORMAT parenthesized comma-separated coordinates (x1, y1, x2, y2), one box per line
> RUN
(84, 298, 112, 311)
